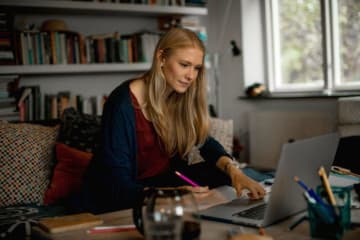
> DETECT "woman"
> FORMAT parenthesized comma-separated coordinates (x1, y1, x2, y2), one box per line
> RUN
(74, 28, 265, 214)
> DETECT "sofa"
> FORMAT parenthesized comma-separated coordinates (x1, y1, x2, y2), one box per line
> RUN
(0, 108, 235, 239)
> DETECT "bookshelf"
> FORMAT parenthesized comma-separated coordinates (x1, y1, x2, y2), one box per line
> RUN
(0, 0, 207, 120)
(0, 0, 207, 76)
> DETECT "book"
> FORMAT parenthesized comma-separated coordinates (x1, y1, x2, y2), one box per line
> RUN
(17, 87, 31, 121)
(57, 91, 71, 118)
(38, 213, 103, 234)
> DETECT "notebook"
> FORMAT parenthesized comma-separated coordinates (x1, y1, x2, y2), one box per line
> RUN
(196, 132, 339, 227)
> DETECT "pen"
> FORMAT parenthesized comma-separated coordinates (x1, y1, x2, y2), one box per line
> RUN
(175, 171, 200, 187)
(87, 224, 136, 234)
(294, 176, 335, 222)
(293, 176, 325, 205)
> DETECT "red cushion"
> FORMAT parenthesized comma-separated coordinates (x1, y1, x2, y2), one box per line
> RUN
(44, 143, 93, 205)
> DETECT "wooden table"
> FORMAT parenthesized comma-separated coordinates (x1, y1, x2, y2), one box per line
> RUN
(32, 208, 360, 240)
(31, 184, 360, 240)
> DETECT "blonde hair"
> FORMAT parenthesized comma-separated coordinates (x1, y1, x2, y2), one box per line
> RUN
(142, 28, 209, 158)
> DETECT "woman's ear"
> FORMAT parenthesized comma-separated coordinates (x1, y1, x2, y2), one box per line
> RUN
(157, 49, 165, 66)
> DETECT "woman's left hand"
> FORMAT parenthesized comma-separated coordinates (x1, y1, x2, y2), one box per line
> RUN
(228, 166, 266, 200)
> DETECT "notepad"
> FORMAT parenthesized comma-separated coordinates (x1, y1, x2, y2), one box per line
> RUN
(38, 213, 103, 233)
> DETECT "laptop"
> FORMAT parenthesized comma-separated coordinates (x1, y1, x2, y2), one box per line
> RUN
(196, 132, 340, 227)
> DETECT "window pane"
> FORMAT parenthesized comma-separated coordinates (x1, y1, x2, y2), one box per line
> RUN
(338, 0, 360, 84)
(277, 0, 323, 88)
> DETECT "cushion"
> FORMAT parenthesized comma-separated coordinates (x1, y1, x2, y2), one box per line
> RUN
(338, 124, 360, 138)
(58, 108, 101, 153)
(44, 143, 93, 205)
(187, 118, 234, 165)
(338, 97, 360, 125)
(0, 122, 59, 207)
(209, 117, 234, 154)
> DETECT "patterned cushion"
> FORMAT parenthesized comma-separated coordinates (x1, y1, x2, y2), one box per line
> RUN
(58, 108, 101, 153)
(0, 122, 59, 207)
(187, 118, 234, 165)
(209, 117, 234, 154)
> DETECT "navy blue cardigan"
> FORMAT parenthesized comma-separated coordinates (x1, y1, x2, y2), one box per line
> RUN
(76, 80, 230, 213)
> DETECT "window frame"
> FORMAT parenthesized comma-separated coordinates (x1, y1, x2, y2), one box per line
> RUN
(265, 0, 360, 96)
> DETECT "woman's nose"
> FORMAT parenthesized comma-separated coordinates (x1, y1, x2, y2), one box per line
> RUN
(186, 68, 196, 80)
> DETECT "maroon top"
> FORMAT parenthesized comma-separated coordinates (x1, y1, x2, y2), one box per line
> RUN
(130, 91, 170, 180)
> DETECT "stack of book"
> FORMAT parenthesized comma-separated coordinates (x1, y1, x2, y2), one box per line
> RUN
(17, 85, 41, 122)
(18, 30, 85, 65)
(0, 12, 16, 65)
(86, 31, 160, 64)
(0, 75, 19, 121)
(14, 30, 161, 65)
(44, 92, 108, 120)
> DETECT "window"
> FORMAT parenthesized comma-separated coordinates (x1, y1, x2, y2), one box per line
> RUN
(266, 0, 360, 94)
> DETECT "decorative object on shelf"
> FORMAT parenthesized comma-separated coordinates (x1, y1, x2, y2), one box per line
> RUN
(40, 19, 68, 32)
(245, 83, 266, 98)
(158, 16, 182, 30)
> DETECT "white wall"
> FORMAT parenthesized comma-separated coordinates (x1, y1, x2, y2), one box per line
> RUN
(205, 0, 338, 164)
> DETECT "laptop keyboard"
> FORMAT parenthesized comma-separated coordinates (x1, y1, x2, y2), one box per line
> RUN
(232, 204, 267, 220)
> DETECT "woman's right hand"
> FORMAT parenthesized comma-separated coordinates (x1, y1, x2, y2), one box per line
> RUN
(178, 185, 209, 194)
(228, 166, 265, 199)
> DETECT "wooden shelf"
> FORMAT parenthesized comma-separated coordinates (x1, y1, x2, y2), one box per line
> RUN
(0, 0, 207, 16)
(0, 63, 151, 75)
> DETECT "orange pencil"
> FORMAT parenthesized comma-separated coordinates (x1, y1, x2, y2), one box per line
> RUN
(318, 166, 336, 206)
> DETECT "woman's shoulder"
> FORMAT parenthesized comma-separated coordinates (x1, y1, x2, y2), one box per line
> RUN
(108, 80, 131, 101)
(104, 80, 133, 114)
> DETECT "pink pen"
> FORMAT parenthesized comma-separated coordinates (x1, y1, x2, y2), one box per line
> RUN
(175, 171, 200, 187)
(87, 224, 136, 234)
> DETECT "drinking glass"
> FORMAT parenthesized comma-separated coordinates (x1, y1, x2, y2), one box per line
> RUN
(143, 188, 183, 240)
(177, 189, 201, 240)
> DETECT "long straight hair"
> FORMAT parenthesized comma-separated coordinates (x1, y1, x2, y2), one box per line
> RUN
(142, 28, 209, 158)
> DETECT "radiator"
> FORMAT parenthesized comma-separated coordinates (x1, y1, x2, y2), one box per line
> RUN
(249, 111, 337, 170)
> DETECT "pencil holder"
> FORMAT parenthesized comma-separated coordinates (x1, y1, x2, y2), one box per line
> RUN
(307, 185, 351, 240)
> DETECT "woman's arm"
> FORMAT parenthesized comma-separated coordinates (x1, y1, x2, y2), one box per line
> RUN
(199, 136, 265, 199)
(216, 156, 265, 199)
(91, 81, 145, 211)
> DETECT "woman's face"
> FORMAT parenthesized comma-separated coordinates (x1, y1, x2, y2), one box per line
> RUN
(160, 47, 203, 94)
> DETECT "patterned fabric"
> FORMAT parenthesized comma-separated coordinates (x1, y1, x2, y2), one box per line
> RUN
(187, 118, 234, 165)
(0, 123, 59, 207)
(0, 205, 67, 239)
(58, 108, 101, 153)
(209, 118, 234, 154)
